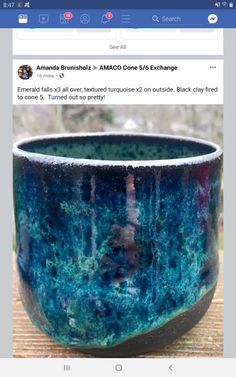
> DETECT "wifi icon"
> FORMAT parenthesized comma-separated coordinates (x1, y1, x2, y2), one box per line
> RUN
(222, 1, 228, 6)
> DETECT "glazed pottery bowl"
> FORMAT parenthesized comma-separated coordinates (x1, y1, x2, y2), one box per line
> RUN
(13, 133, 223, 357)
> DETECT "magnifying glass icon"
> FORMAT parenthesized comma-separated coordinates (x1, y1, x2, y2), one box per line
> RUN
(152, 15, 160, 22)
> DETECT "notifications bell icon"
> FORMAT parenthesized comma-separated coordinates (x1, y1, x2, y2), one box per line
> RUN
(101, 11, 113, 24)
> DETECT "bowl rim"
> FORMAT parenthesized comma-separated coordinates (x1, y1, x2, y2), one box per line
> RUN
(13, 132, 223, 168)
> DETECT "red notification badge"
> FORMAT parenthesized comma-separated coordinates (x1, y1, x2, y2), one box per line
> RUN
(64, 12, 73, 20)
(105, 12, 113, 20)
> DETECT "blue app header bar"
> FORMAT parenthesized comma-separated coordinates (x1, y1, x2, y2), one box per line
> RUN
(0, 1, 232, 10)
(0, 9, 236, 28)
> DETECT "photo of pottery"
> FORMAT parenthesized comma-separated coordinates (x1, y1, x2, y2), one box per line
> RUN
(12, 105, 223, 358)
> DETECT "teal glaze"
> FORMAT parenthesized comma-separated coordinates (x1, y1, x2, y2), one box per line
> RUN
(13, 133, 223, 352)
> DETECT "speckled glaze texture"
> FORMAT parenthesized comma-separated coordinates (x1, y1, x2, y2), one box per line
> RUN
(13, 133, 223, 356)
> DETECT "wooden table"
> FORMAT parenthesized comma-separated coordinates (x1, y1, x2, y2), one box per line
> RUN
(13, 251, 223, 358)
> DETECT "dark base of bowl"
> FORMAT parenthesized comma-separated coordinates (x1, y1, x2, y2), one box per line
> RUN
(78, 284, 216, 357)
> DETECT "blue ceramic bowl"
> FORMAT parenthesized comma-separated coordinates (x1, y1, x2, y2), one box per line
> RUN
(13, 133, 223, 356)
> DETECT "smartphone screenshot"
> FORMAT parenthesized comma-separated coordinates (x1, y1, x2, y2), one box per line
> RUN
(0, 0, 235, 375)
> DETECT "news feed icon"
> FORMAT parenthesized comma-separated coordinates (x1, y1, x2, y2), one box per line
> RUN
(18, 14, 28, 24)
(17, 65, 33, 80)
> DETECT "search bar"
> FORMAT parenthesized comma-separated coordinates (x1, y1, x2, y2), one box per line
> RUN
(152, 14, 182, 23)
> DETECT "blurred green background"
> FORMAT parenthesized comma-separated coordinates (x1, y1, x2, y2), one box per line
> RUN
(13, 104, 223, 147)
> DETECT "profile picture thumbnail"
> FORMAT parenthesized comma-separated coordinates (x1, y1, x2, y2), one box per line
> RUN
(17, 65, 33, 80)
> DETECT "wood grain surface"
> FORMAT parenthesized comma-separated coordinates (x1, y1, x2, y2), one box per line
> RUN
(13, 251, 223, 358)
